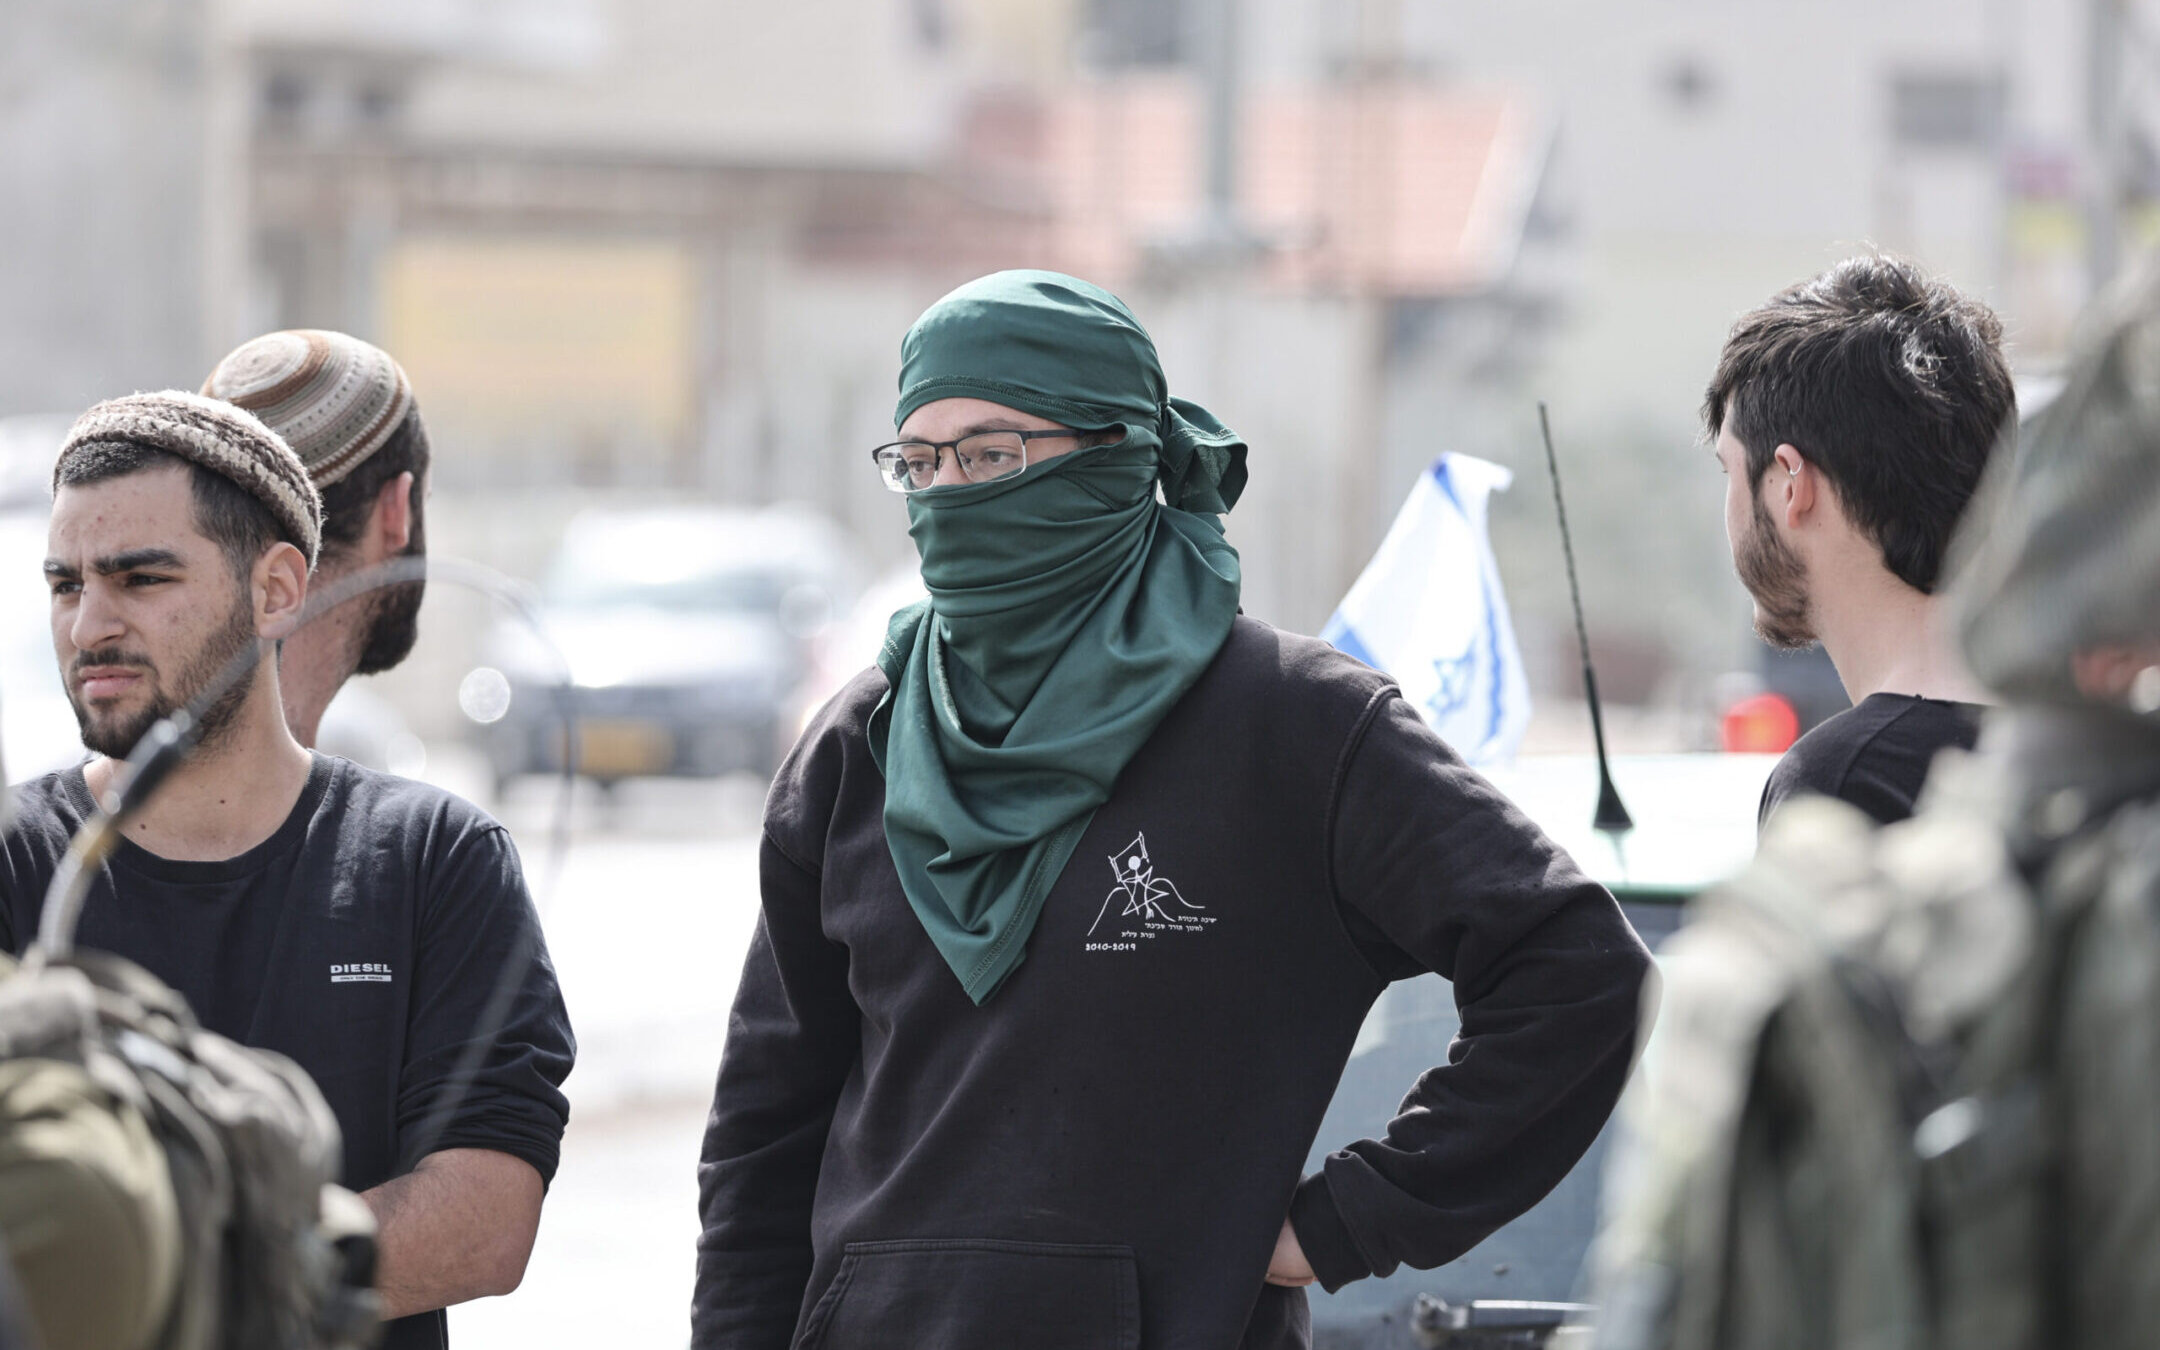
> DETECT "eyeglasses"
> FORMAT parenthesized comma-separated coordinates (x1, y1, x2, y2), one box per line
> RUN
(869, 429, 1083, 494)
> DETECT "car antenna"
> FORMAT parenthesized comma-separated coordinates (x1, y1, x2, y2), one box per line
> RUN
(1538, 402, 1633, 836)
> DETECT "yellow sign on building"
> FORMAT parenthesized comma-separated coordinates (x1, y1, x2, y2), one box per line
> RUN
(382, 236, 694, 464)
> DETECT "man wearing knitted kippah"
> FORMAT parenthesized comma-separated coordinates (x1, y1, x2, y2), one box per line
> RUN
(0, 391, 574, 1350)
(204, 329, 431, 748)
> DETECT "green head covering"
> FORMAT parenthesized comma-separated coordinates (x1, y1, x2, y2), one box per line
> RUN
(896, 269, 1248, 515)
(870, 270, 1245, 1002)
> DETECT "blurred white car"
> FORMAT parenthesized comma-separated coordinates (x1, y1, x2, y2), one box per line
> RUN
(0, 509, 85, 787)
(787, 563, 928, 736)
(0, 416, 88, 790)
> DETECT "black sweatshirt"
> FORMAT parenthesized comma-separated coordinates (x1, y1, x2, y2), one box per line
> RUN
(694, 619, 1650, 1350)
(0, 754, 575, 1350)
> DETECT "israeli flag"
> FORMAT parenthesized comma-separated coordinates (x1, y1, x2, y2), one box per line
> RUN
(1322, 453, 1532, 765)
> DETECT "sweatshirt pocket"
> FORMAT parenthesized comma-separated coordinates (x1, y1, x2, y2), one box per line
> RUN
(796, 1238, 1140, 1350)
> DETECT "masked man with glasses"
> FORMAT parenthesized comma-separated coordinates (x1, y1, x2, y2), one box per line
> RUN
(693, 271, 1652, 1350)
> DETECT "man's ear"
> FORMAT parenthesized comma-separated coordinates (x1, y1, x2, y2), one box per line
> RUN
(1770, 443, 1818, 527)
(255, 541, 310, 641)
(370, 472, 415, 560)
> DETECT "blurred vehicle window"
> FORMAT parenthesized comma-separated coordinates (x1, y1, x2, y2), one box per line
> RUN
(473, 504, 864, 789)
(0, 419, 85, 786)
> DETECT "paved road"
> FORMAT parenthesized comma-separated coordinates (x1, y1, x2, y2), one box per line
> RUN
(442, 772, 769, 1349)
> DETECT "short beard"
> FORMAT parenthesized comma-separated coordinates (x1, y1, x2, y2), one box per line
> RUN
(1736, 490, 1815, 649)
(347, 516, 427, 676)
(352, 572, 424, 676)
(71, 584, 262, 759)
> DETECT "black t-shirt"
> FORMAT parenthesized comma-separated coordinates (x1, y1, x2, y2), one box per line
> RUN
(1758, 693, 1986, 831)
(0, 754, 575, 1350)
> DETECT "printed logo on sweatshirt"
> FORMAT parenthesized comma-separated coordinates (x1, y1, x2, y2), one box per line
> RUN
(329, 963, 394, 984)
(1085, 832, 1213, 952)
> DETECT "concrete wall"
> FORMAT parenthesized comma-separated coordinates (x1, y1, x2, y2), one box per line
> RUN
(0, 0, 214, 418)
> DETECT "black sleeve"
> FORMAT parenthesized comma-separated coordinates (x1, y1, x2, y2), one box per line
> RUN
(0, 782, 73, 956)
(1756, 762, 1787, 832)
(1287, 693, 1653, 1292)
(396, 823, 574, 1185)
(1833, 708, 1978, 826)
(693, 836, 860, 1350)
(1759, 704, 1976, 831)
(1821, 757, 1921, 827)
(0, 834, 19, 952)
(1757, 737, 1849, 831)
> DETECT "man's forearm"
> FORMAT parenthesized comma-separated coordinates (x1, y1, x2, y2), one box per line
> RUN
(1292, 889, 1650, 1290)
(362, 1147, 545, 1320)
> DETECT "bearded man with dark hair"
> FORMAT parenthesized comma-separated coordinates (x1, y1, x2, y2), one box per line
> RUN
(1705, 254, 2016, 829)
(203, 329, 431, 748)
(1587, 256, 2160, 1350)
(0, 391, 573, 1350)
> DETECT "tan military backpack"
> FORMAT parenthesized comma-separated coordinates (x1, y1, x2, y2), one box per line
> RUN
(0, 948, 379, 1350)
(1588, 746, 2160, 1350)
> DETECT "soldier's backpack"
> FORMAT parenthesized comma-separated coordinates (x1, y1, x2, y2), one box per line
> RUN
(1587, 745, 2160, 1350)
(0, 947, 379, 1350)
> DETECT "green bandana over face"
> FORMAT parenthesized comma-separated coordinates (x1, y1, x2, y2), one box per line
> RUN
(868, 270, 1246, 1003)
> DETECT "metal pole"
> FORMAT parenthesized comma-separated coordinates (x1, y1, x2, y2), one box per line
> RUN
(2088, 0, 2126, 296)
(199, 0, 251, 363)
(1198, 0, 1239, 233)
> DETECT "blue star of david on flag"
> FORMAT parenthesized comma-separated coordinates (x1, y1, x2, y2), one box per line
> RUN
(1321, 453, 1532, 766)
(1429, 652, 1475, 720)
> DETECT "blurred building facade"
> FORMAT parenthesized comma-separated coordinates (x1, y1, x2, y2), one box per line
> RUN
(1, 0, 221, 415)
(5, 0, 2158, 698)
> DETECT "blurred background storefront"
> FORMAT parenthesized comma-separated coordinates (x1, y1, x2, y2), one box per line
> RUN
(5, 3, 2157, 1341)
(10, 0, 2142, 746)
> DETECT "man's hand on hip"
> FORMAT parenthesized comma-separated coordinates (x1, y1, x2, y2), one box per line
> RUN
(1266, 1218, 1316, 1287)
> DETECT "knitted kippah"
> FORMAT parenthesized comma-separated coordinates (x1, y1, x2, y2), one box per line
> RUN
(202, 330, 414, 488)
(55, 391, 324, 566)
